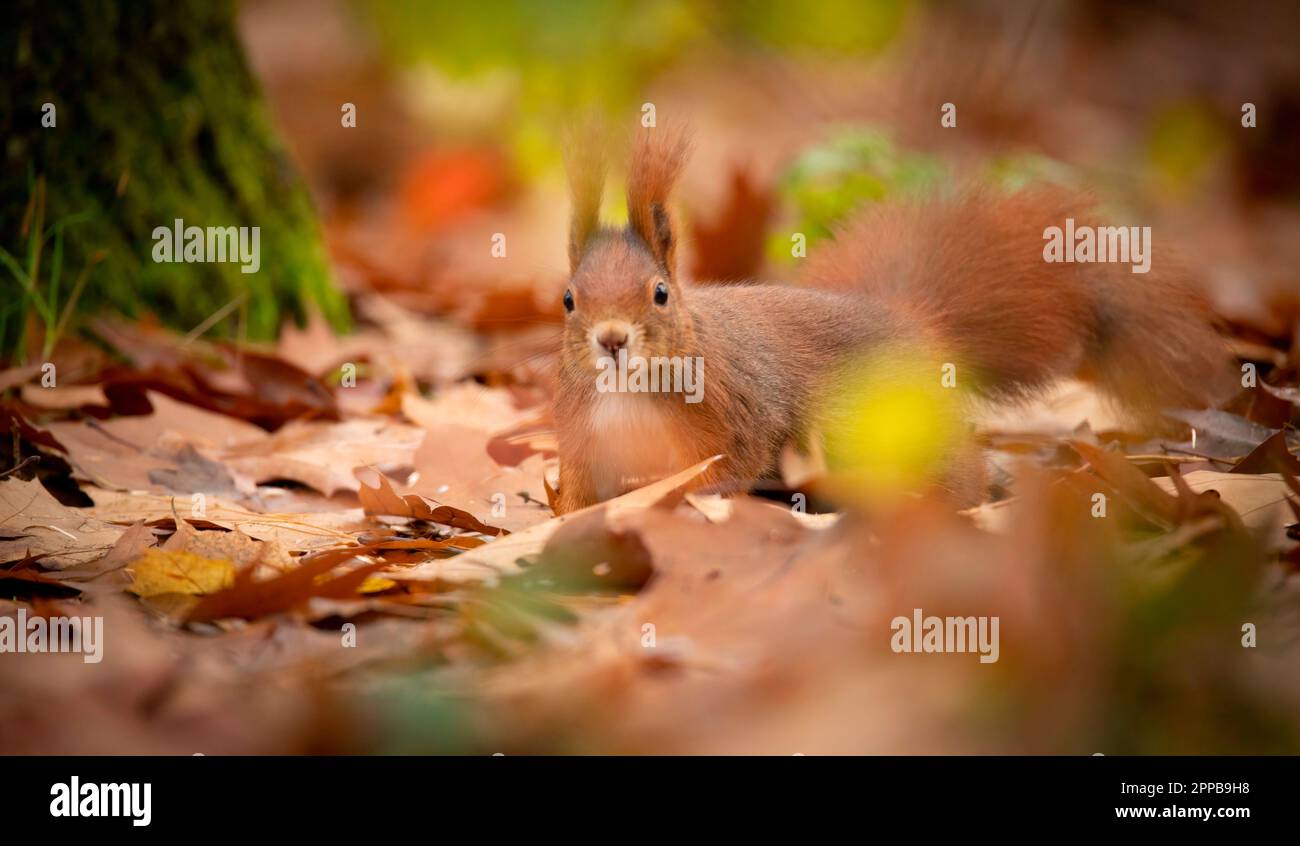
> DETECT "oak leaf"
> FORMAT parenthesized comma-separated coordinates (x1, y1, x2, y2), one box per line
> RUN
(126, 548, 235, 597)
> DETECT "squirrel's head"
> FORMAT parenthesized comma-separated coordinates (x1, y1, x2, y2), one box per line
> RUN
(560, 126, 693, 372)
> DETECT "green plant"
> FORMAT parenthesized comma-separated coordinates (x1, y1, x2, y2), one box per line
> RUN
(767, 127, 949, 263)
(0, 177, 103, 365)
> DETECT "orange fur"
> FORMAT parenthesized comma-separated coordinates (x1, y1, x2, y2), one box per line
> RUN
(554, 135, 1230, 513)
(625, 125, 691, 277)
(803, 188, 1231, 412)
(565, 124, 607, 274)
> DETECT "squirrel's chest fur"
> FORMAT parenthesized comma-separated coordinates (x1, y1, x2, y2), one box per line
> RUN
(585, 392, 695, 501)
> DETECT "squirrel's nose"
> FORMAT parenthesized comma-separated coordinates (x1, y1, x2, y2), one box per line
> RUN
(597, 328, 628, 356)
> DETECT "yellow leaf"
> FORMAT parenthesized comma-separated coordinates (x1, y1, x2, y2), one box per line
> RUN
(358, 575, 399, 594)
(127, 549, 236, 598)
(311, 571, 396, 594)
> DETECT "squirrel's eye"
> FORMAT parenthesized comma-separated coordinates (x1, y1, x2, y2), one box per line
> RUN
(563, 289, 575, 313)
(653, 281, 669, 306)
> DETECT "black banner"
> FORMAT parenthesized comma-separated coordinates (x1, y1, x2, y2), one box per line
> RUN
(1, 755, 1288, 833)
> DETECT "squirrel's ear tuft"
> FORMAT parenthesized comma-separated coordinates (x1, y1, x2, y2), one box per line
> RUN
(627, 125, 691, 279)
(565, 125, 606, 275)
(650, 202, 675, 279)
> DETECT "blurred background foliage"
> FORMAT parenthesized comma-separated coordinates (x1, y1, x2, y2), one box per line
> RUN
(11, 0, 1289, 364)
(767, 128, 949, 260)
(2, 0, 919, 365)
(363, 0, 911, 180)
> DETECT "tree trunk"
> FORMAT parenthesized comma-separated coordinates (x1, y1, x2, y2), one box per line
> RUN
(0, 0, 348, 363)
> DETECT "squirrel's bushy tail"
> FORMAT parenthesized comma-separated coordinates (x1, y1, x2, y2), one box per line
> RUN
(802, 188, 1231, 416)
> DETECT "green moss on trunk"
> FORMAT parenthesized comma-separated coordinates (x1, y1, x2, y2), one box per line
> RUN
(1, 0, 348, 363)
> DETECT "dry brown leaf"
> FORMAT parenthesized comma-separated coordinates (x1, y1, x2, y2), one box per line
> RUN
(46, 391, 264, 493)
(0, 478, 126, 569)
(20, 383, 109, 410)
(355, 466, 506, 535)
(1072, 440, 1181, 526)
(79, 521, 157, 576)
(223, 418, 423, 495)
(82, 487, 369, 552)
(75, 390, 266, 448)
(163, 519, 296, 574)
(392, 455, 723, 584)
(1153, 471, 1291, 546)
(400, 384, 526, 434)
(356, 535, 485, 552)
(333, 294, 482, 387)
(1230, 430, 1300, 475)
(401, 423, 551, 532)
(185, 546, 388, 622)
(0, 363, 43, 392)
(684, 492, 734, 523)
(276, 306, 344, 377)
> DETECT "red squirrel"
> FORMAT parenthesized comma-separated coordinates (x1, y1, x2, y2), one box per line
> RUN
(552, 128, 1230, 513)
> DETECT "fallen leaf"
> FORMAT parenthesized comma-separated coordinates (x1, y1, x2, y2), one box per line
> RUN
(1230, 430, 1300, 475)
(20, 383, 108, 410)
(89, 318, 340, 430)
(392, 455, 723, 584)
(223, 419, 423, 496)
(355, 466, 506, 535)
(46, 391, 264, 493)
(400, 384, 527, 434)
(1072, 441, 1180, 526)
(82, 488, 369, 552)
(533, 509, 656, 591)
(402, 422, 551, 532)
(163, 519, 295, 573)
(0, 478, 125, 568)
(82, 521, 158, 576)
(0, 364, 43, 393)
(685, 492, 734, 523)
(358, 575, 399, 594)
(185, 546, 387, 622)
(1163, 409, 1280, 459)
(1153, 471, 1291, 545)
(0, 556, 83, 598)
(126, 548, 236, 597)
